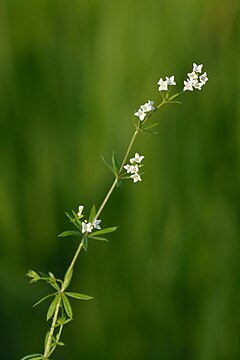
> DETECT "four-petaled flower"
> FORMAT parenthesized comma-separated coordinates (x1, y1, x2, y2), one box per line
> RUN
(166, 76, 176, 86)
(193, 63, 203, 73)
(93, 219, 101, 230)
(130, 153, 144, 164)
(82, 222, 93, 234)
(187, 71, 198, 80)
(192, 79, 204, 90)
(199, 72, 208, 84)
(140, 100, 155, 112)
(157, 78, 168, 91)
(130, 173, 142, 183)
(183, 79, 193, 91)
(134, 108, 147, 121)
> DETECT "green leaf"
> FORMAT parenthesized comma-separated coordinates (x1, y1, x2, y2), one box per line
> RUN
(65, 211, 73, 221)
(82, 235, 88, 251)
(57, 342, 65, 346)
(169, 100, 182, 104)
(33, 293, 56, 308)
(112, 151, 119, 175)
(101, 155, 115, 176)
(116, 179, 122, 187)
(47, 295, 60, 321)
(91, 226, 118, 236)
(142, 123, 159, 131)
(63, 268, 73, 290)
(65, 292, 93, 300)
(142, 129, 158, 135)
(62, 295, 73, 318)
(58, 230, 82, 238)
(65, 211, 81, 230)
(89, 236, 108, 242)
(56, 317, 72, 327)
(20, 354, 43, 360)
(44, 331, 50, 349)
(89, 204, 96, 222)
(29, 357, 43, 360)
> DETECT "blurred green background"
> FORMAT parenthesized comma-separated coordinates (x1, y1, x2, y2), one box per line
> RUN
(0, 0, 240, 359)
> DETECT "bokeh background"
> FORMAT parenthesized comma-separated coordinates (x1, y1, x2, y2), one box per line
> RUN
(0, 0, 240, 359)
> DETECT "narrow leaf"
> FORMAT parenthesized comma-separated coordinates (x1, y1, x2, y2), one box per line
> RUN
(48, 279, 60, 291)
(169, 100, 182, 104)
(62, 295, 73, 318)
(65, 292, 93, 300)
(63, 268, 73, 290)
(91, 226, 118, 236)
(44, 331, 50, 349)
(58, 230, 81, 238)
(101, 155, 115, 176)
(47, 295, 60, 321)
(89, 204, 96, 222)
(33, 293, 56, 308)
(143, 123, 159, 131)
(111, 151, 119, 175)
(89, 236, 108, 242)
(116, 179, 122, 187)
(82, 236, 88, 251)
(20, 355, 43, 360)
(142, 129, 158, 135)
(65, 211, 73, 222)
(29, 357, 43, 360)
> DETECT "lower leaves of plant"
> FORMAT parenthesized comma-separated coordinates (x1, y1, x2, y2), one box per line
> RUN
(21, 63, 208, 360)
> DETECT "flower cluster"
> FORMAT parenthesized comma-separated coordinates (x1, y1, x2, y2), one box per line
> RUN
(183, 63, 208, 91)
(77, 205, 101, 234)
(134, 100, 155, 121)
(157, 75, 176, 91)
(124, 152, 144, 183)
(82, 219, 101, 234)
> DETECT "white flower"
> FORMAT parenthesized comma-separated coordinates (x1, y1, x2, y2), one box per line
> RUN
(199, 72, 208, 84)
(130, 173, 142, 183)
(192, 79, 204, 90)
(157, 78, 168, 91)
(131, 164, 139, 173)
(124, 164, 131, 173)
(166, 76, 176, 86)
(93, 219, 101, 230)
(183, 79, 193, 91)
(134, 108, 146, 121)
(82, 222, 93, 234)
(124, 164, 139, 173)
(193, 63, 203, 73)
(140, 100, 155, 112)
(187, 71, 198, 80)
(130, 153, 145, 164)
(77, 205, 84, 217)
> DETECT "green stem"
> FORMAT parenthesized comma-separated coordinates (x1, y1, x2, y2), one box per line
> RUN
(42, 91, 181, 359)
(95, 128, 140, 220)
(43, 242, 83, 359)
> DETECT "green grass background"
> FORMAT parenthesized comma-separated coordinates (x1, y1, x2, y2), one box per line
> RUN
(0, 0, 240, 359)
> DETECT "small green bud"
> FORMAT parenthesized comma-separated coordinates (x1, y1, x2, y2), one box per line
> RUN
(26, 270, 41, 283)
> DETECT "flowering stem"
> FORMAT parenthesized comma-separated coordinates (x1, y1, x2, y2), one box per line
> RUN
(96, 93, 181, 221)
(43, 92, 180, 359)
(95, 128, 139, 220)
